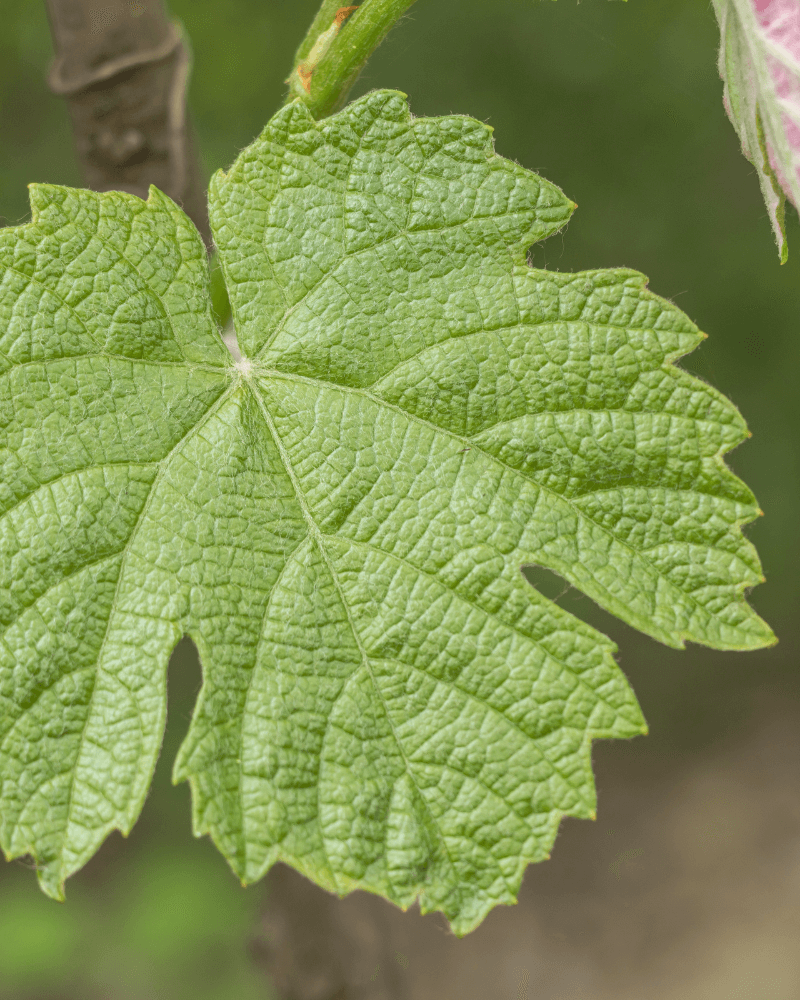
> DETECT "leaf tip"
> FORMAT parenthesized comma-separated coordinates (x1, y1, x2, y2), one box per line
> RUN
(26, 182, 60, 221)
(37, 866, 67, 903)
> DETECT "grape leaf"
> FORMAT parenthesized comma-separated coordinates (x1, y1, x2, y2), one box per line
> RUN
(0, 90, 774, 935)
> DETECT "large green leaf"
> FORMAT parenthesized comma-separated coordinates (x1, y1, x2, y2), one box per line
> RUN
(0, 90, 773, 935)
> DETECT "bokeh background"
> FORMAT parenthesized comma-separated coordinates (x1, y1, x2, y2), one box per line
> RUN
(1, 1, 799, 998)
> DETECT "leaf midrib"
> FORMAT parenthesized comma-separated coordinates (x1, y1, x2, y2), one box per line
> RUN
(247, 377, 458, 892)
(0, 352, 229, 378)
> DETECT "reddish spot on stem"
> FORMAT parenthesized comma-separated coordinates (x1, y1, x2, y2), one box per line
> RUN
(335, 6, 359, 26)
(298, 65, 313, 92)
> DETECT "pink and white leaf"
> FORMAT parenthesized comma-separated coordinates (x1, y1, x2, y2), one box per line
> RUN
(713, 0, 800, 261)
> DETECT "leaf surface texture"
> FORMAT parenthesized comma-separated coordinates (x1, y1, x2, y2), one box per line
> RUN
(0, 91, 773, 935)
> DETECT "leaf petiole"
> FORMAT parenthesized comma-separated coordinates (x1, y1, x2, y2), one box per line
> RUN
(286, 0, 419, 118)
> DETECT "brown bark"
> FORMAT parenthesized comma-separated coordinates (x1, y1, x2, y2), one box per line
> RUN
(44, 0, 209, 244)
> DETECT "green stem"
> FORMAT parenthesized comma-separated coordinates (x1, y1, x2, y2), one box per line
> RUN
(292, 1, 348, 67)
(286, 0, 419, 119)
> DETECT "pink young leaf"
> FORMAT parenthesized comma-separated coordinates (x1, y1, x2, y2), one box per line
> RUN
(713, 0, 800, 261)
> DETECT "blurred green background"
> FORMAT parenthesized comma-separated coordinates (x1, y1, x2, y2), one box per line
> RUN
(1, 1, 799, 998)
